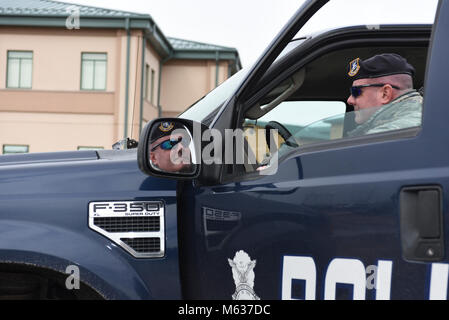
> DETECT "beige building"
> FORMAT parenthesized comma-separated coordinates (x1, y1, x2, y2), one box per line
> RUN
(0, 0, 241, 154)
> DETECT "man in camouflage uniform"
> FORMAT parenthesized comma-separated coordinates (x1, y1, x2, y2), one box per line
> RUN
(346, 53, 422, 136)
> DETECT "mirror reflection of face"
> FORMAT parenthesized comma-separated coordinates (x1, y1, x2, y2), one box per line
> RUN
(149, 133, 192, 173)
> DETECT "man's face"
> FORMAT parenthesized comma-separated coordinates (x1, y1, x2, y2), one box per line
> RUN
(347, 79, 384, 124)
(150, 133, 191, 172)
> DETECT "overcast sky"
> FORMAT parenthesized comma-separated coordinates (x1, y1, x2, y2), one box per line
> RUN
(63, 0, 302, 67)
(62, 0, 438, 68)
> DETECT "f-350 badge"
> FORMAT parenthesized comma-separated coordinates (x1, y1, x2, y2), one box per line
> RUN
(228, 250, 260, 300)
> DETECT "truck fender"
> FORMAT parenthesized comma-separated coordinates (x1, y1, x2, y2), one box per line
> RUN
(0, 220, 151, 299)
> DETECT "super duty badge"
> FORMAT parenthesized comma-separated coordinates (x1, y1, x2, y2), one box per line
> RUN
(88, 201, 165, 258)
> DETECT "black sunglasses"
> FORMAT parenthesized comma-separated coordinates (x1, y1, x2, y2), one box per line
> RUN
(350, 83, 400, 98)
(151, 136, 185, 152)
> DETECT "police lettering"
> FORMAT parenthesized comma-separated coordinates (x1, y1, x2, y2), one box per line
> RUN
(282, 256, 447, 300)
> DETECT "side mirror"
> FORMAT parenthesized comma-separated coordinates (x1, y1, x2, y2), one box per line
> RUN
(138, 118, 203, 179)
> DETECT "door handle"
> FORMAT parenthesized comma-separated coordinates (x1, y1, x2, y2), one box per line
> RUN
(400, 186, 444, 262)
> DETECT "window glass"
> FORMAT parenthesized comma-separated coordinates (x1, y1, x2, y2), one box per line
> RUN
(81, 53, 107, 90)
(243, 0, 438, 167)
(20, 58, 32, 88)
(77, 146, 104, 150)
(145, 64, 150, 100)
(7, 51, 33, 89)
(82, 53, 106, 61)
(7, 58, 20, 88)
(151, 69, 155, 104)
(94, 60, 107, 90)
(9, 51, 33, 59)
(244, 42, 429, 169)
(179, 39, 306, 124)
(257, 101, 346, 135)
(3, 145, 29, 154)
(181, 68, 249, 123)
(289, 112, 346, 147)
(244, 101, 346, 163)
(81, 60, 94, 89)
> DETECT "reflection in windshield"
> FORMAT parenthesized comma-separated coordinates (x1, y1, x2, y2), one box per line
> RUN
(180, 68, 249, 124)
(180, 39, 307, 125)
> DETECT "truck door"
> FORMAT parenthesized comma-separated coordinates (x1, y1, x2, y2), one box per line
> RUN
(178, 0, 446, 300)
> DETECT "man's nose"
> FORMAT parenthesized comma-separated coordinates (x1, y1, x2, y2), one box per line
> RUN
(347, 94, 355, 106)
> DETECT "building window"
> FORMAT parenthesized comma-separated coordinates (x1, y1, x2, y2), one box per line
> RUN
(3, 144, 29, 154)
(144, 64, 150, 100)
(151, 69, 155, 105)
(6, 51, 33, 89)
(77, 146, 104, 150)
(81, 53, 107, 90)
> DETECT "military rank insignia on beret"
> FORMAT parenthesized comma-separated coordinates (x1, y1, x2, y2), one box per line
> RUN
(159, 122, 174, 132)
(348, 58, 361, 77)
(347, 53, 415, 80)
(151, 121, 185, 143)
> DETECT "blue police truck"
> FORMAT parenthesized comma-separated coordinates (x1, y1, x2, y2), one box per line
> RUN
(0, 0, 447, 299)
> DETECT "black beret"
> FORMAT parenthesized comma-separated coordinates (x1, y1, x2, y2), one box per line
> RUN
(347, 53, 415, 80)
(150, 121, 185, 144)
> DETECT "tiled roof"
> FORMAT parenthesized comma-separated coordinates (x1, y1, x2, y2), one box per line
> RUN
(0, 0, 149, 18)
(168, 37, 237, 52)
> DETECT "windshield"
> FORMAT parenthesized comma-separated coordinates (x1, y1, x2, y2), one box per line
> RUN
(179, 68, 249, 124)
(180, 38, 307, 124)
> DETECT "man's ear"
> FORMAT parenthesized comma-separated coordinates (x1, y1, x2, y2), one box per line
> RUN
(381, 85, 395, 104)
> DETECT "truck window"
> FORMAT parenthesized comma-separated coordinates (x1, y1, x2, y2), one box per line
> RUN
(257, 101, 346, 137)
(233, 0, 439, 172)
(244, 101, 346, 163)
(242, 41, 431, 169)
